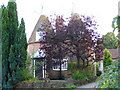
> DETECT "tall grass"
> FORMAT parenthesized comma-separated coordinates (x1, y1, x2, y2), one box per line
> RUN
(68, 62, 95, 81)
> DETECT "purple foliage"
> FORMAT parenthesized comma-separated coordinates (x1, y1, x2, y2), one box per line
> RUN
(39, 14, 104, 69)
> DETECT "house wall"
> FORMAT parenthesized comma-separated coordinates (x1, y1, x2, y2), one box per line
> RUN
(27, 42, 41, 57)
(108, 49, 118, 59)
(27, 43, 69, 80)
(48, 70, 68, 80)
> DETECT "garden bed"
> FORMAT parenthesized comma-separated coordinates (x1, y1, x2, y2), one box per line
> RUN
(73, 76, 97, 86)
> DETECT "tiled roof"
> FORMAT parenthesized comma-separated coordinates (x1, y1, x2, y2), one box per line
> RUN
(28, 15, 52, 43)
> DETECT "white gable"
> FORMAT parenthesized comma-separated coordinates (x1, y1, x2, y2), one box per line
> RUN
(36, 31, 46, 41)
(32, 49, 46, 58)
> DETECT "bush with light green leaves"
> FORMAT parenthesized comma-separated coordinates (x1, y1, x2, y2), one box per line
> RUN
(103, 49, 112, 68)
(97, 61, 120, 88)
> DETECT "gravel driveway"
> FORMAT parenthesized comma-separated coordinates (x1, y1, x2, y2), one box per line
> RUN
(73, 82, 98, 90)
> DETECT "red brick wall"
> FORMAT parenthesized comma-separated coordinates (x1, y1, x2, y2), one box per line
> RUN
(27, 42, 41, 56)
(108, 49, 118, 59)
(49, 70, 68, 80)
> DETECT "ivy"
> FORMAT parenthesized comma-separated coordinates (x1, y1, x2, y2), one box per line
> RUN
(97, 61, 119, 88)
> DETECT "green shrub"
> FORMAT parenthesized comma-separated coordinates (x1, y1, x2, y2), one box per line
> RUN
(68, 62, 95, 73)
(21, 56, 34, 81)
(97, 61, 120, 88)
(72, 71, 84, 80)
(21, 68, 34, 81)
(68, 62, 77, 71)
(103, 49, 112, 68)
(72, 71, 95, 81)
(68, 62, 95, 81)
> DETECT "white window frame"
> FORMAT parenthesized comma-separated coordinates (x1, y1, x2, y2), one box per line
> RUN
(53, 58, 68, 71)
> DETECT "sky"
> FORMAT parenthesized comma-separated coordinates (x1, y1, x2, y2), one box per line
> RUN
(0, 0, 120, 41)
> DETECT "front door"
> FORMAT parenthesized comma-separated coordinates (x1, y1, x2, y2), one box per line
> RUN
(35, 59, 43, 79)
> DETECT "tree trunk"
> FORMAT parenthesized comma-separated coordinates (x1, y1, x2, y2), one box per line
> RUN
(59, 59, 62, 80)
(77, 55, 80, 68)
(82, 58, 85, 67)
(59, 46, 62, 80)
(87, 59, 89, 66)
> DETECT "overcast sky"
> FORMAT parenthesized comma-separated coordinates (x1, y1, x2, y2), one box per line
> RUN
(0, 0, 119, 41)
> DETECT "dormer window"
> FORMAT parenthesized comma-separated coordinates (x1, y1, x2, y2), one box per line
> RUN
(36, 31, 46, 41)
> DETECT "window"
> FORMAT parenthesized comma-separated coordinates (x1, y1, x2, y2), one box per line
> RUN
(36, 31, 46, 41)
(53, 58, 68, 70)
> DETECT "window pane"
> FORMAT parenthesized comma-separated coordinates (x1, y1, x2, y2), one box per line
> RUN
(53, 58, 68, 70)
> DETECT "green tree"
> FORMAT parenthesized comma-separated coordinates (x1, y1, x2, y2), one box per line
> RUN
(2, 5, 10, 88)
(112, 16, 120, 51)
(103, 49, 112, 68)
(15, 18, 27, 76)
(17, 18, 27, 69)
(6, 7, 27, 88)
(2, 1, 19, 87)
(103, 32, 117, 49)
(0, 7, 2, 89)
(14, 18, 27, 69)
(7, 1, 18, 46)
(8, 45, 21, 87)
(2, 1, 27, 88)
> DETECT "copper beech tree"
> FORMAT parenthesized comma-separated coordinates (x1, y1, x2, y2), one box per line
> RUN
(65, 14, 104, 68)
(39, 14, 104, 73)
(39, 16, 68, 79)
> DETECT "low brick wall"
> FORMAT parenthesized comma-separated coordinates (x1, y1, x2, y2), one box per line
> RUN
(49, 70, 68, 79)
(15, 79, 74, 88)
(15, 77, 97, 88)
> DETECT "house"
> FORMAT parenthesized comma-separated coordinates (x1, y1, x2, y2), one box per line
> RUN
(108, 49, 118, 60)
(27, 15, 68, 80)
(27, 14, 97, 80)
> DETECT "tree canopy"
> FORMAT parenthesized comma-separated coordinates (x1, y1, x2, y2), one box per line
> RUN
(40, 16, 68, 79)
(103, 32, 117, 49)
(40, 14, 104, 70)
(66, 14, 104, 68)
(0, 7, 2, 89)
(2, 1, 27, 88)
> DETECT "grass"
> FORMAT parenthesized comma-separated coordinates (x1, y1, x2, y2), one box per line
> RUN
(66, 85, 77, 89)
(23, 77, 44, 82)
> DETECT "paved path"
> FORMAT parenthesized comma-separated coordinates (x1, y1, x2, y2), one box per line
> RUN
(74, 82, 98, 90)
